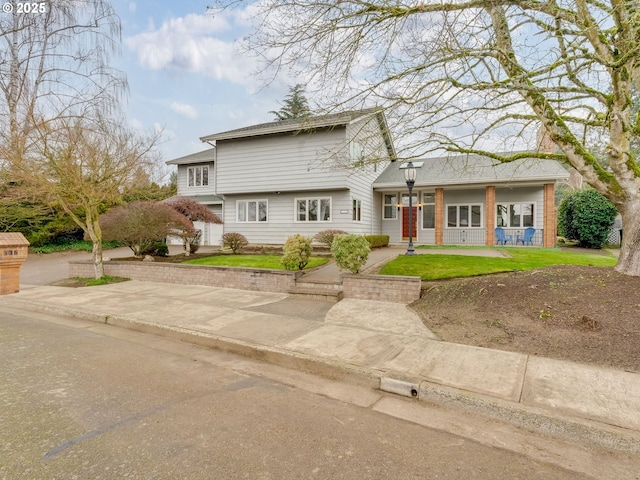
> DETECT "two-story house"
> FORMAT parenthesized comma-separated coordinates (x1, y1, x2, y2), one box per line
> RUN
(167, 108, 569, 247)
(166, 108, 395, 245)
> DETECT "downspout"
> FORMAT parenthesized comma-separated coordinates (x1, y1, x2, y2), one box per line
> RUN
(205, 140, 217, 196)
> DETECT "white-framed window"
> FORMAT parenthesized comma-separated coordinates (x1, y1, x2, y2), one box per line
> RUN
(295, 197, 331, 222)
(447, 204, 482, 228)
(497, 203, 534, 228)
(350, 141, 364, 164)
(187, 165, 209, 187)
(422, 193, 435, 229)
(383, 194, 397, 219)
(237, 200, 268, 223)
(352, 199, 362, 222)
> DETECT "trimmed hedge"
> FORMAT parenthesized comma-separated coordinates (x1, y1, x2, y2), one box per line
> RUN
(364, 235, 390, 248)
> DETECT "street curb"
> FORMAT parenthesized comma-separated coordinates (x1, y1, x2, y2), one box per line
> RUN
(4, 298, 640, 454)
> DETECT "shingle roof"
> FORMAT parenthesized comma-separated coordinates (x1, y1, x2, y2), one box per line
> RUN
(373, 153, 569, 188)
(199, 108, 393, 152)
(166, 149, 214, 166)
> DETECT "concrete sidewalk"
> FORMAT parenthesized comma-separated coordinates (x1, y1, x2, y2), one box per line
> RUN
(1, 278, 639, 454)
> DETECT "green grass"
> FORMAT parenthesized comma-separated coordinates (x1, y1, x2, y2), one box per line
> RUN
(183, 254, 329, 270)
(379, 247, 617, 280)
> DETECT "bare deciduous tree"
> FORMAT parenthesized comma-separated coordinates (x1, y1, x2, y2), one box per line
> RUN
(13, 115, 161, 278)
(0, 0, 125, 170)
(214, 0, 640, 275)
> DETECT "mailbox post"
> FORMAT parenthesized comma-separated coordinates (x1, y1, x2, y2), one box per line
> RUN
(0, 233, 30, 295)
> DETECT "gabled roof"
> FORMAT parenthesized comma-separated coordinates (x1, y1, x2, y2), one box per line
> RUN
(166, 148, 214, 166)
(373, 153, 569, 188)
(200, 108, 396, 159)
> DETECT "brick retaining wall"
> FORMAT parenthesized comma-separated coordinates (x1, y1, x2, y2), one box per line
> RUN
(342, 274, 421, 304)
(69, 261, 422, 303)
(69, 261, 300, 293)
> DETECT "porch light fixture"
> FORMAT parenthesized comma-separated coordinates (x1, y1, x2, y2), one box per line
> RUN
(404, 161, 417, 256)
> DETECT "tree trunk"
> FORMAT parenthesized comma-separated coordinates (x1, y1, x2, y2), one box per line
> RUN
(84, 214, 105, 279)
(615, 202, 640, 276)
(92, 239, 105, 279)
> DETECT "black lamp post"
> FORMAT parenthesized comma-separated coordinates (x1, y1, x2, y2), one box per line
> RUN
(404, 161, 417, 256)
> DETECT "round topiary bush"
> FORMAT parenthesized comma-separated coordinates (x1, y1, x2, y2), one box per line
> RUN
(331, 234, 371, 273)
(281, 234, 313, 270)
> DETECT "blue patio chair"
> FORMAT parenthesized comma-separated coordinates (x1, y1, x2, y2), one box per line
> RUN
(495, 227, 513, 245)
(517, 227, 536, 246)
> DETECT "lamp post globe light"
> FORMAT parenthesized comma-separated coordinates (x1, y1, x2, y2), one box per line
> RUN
(404, 161, 417, 256)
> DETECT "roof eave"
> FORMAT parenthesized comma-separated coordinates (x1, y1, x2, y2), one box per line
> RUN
(374, 175, 569, 189)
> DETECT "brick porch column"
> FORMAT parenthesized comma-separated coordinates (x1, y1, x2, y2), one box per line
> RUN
(485, 186, 496, 246)
(543, 183, 556, 247)
(435, 188, 444, 245)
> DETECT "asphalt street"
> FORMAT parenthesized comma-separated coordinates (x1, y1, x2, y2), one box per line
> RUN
(2, 309, 631, 480)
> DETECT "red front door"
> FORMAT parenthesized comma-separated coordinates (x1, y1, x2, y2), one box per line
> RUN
(402, 207, 418, 240)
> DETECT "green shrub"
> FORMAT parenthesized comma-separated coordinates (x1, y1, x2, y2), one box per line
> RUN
(331, 234, 371, 273)
(222, 232, 249, 254)
(281, 234, 313, 270)
(140, 242, 169, 257)
(314, 229, 348, 247)
(558, 189, 617, 249)
(364, 235, 390, 248)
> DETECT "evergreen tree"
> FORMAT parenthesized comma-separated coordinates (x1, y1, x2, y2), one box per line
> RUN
(270, 85, 311, 121)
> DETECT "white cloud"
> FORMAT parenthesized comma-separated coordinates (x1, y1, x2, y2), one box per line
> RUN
(125, 13, 255, 85)
(128, 118, 145, 131)
(170, 102, 199, 119)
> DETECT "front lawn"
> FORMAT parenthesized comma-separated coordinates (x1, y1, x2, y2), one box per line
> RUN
(379, 247, 617, 280)
(183, 254, 329, 270)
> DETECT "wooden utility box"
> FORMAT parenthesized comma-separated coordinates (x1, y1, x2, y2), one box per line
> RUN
(0, 233, 30, 295)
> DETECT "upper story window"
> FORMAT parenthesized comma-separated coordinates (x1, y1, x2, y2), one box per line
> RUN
(350, 141, 364, 164)
(497, 203, 534, 227)
(296, 197, 331, 222)
(187, 165, 209, 187)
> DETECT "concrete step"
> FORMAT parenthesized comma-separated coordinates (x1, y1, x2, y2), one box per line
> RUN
(287, 287, 343, 303)
(295, 280, 342, 291)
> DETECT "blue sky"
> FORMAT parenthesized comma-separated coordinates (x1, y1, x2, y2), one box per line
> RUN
(111, 1, 292, 174)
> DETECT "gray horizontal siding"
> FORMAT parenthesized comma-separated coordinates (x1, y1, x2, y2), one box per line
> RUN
(176, 162, 216, 196)
(216, 130, 351, 195)
(222, 191, 376, 244)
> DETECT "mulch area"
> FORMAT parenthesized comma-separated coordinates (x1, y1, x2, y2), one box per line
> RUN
(411, 264, 640, 373)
